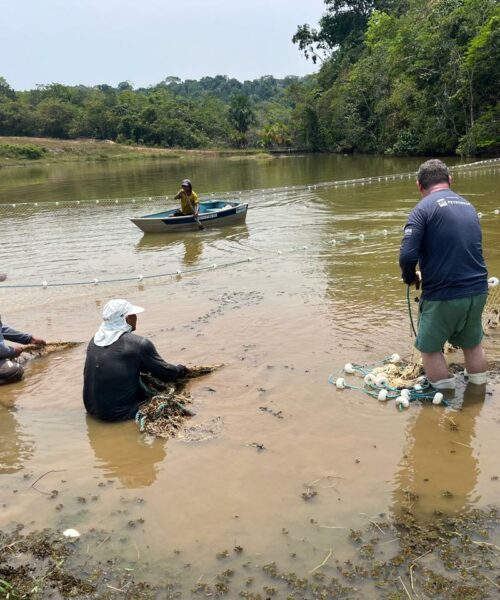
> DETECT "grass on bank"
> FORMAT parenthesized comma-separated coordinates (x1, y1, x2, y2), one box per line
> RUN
(0, 136, 273, 167)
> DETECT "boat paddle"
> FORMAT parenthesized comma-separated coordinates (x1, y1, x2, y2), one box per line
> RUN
(195, 214, 204, 230)
(189, 198, 204, 230)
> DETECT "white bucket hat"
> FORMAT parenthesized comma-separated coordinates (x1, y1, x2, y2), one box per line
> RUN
(94, 299, 144, 347)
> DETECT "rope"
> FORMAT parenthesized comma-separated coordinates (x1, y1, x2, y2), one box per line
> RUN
(0, 257, 254, 289)
(407, 285, 418, 337)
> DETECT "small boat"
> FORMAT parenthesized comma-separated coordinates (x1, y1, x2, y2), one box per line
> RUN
(130, 200, 248, 233)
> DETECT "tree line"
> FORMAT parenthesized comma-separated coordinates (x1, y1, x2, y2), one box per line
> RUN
(292, 0, 499, 156)
(0, 0, 497, 156)
(0, 75, 302, 150)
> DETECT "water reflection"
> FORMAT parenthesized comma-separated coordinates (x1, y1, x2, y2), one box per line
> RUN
(86, 416, 166, 489)
(181, 238, 204, 266)
(392, 382, 486, 519)
(135, 225, 250, 265)
(0, 406, 34, 474)
(136, 234, 205, 266)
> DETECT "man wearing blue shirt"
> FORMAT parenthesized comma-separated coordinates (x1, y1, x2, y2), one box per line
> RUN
(0, 273, 46, 384)
(399, 159, 488, 389)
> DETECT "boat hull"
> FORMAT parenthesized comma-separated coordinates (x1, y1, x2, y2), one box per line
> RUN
(130, 201, 248, 233)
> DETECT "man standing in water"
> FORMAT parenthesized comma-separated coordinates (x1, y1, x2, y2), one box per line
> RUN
(83, 299, 187, 422)
(399, 159, 488, 389)
(0, 274, 46, 384)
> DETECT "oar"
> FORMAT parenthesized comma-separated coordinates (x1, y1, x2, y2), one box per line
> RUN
(195, 214, 204, 230)
(189, 198, 204, 230)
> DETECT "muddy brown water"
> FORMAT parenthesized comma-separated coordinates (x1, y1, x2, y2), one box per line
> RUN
(0, 155, 499, 594)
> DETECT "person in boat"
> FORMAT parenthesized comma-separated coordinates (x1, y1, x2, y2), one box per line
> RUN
(173, 179, 199, 217)
(83, 299, 187, 422)
(399, 159, 488, 390)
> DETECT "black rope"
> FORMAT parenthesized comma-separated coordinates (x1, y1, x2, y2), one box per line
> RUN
(407, 285, 417, 337)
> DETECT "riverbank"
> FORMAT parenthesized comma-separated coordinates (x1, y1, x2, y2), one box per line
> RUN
(0, 137, 273, 168)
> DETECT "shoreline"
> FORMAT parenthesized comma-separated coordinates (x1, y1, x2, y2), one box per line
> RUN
(1, 505, 498, 599)
(0, 136, 276, 168)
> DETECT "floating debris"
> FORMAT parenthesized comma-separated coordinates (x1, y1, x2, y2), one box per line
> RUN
(62, 528, 80, 539)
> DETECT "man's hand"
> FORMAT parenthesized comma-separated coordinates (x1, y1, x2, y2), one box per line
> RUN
(177, 364, 188, 378)
(409, 272, 421, 290)
(30, 337, 46, 346)
(13, 346, 25, 357)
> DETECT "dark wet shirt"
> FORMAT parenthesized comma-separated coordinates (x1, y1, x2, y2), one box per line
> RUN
(83, 332, 185, 422)
(399, 189, 488, 301)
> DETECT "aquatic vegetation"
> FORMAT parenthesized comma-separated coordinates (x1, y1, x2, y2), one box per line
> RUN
(0, 505, 499, 598)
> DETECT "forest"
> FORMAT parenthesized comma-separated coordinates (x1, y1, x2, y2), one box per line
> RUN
(0, 0, 498, 156)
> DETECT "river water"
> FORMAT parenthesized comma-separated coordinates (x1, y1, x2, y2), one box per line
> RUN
(0, 155, 499, 595)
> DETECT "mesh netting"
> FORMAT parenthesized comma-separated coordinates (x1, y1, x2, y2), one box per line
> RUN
(483, 281, 500, 331)
(330, 354, 443, 409)
(135, 365, 222, 438)
(16, 341, 80, 364)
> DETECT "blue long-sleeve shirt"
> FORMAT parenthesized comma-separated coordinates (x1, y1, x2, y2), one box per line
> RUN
(399, 189, 488, 301)
(0, 316, 32, 359)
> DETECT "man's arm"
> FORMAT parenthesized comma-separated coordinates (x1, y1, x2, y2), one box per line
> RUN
(1, 322, 32, 345)
(174, 190, 183, 200)
(399, 206, 426, 285)
(190, 192, 199, 216)
(139, 338, 187, 381)
(0, 342, 15, 359)
(0, 322, 29, 359)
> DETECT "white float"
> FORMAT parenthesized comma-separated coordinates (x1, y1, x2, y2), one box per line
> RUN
(432, 392, 443, 405)
(378, 389, 388, 401)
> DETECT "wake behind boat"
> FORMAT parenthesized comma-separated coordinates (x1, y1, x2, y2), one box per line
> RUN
(130, 200, 248, 233)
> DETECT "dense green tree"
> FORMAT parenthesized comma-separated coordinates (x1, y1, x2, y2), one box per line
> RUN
(228, 95, 257, 147)
(0, 77, 16, 100)
(292, 0, 499, 155)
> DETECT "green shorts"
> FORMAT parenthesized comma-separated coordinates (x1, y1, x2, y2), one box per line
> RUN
(416, 294, 487, 353)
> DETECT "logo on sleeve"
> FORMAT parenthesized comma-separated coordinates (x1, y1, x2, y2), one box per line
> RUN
(437, 199, 448, 207)
(404, 227, 412, 236)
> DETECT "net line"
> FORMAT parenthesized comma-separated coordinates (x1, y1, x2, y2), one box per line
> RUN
(0, 157, 499, 212)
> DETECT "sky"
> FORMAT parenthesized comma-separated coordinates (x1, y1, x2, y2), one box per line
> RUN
(1, 0, 326, 90)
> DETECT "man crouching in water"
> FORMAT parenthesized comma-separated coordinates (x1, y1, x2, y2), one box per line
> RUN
(0, 273, 46, 384)
(83, 299, 187, 422)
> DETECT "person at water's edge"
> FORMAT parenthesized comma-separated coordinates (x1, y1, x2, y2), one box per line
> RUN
(173, 178, 199, 216)
(83, 299, 187, 422)
(0, 273, 46, 384)
(399, 159, 488, 389)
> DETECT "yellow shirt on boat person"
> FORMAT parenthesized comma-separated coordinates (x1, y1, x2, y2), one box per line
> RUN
(174, 189, 199, 215)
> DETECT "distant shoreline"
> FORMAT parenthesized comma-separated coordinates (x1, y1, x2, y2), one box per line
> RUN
(0, 136, 277, 168)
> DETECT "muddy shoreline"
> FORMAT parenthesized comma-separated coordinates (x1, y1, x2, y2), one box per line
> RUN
(1, 504, 499, 599)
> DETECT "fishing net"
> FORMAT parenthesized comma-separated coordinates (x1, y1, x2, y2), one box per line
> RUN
(16, 341, 80, 364)
(330, 279, 500, 409)
(135, 365, 222, 439)
(330, 354, 445, 409)
(483, 279, 500, 331)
